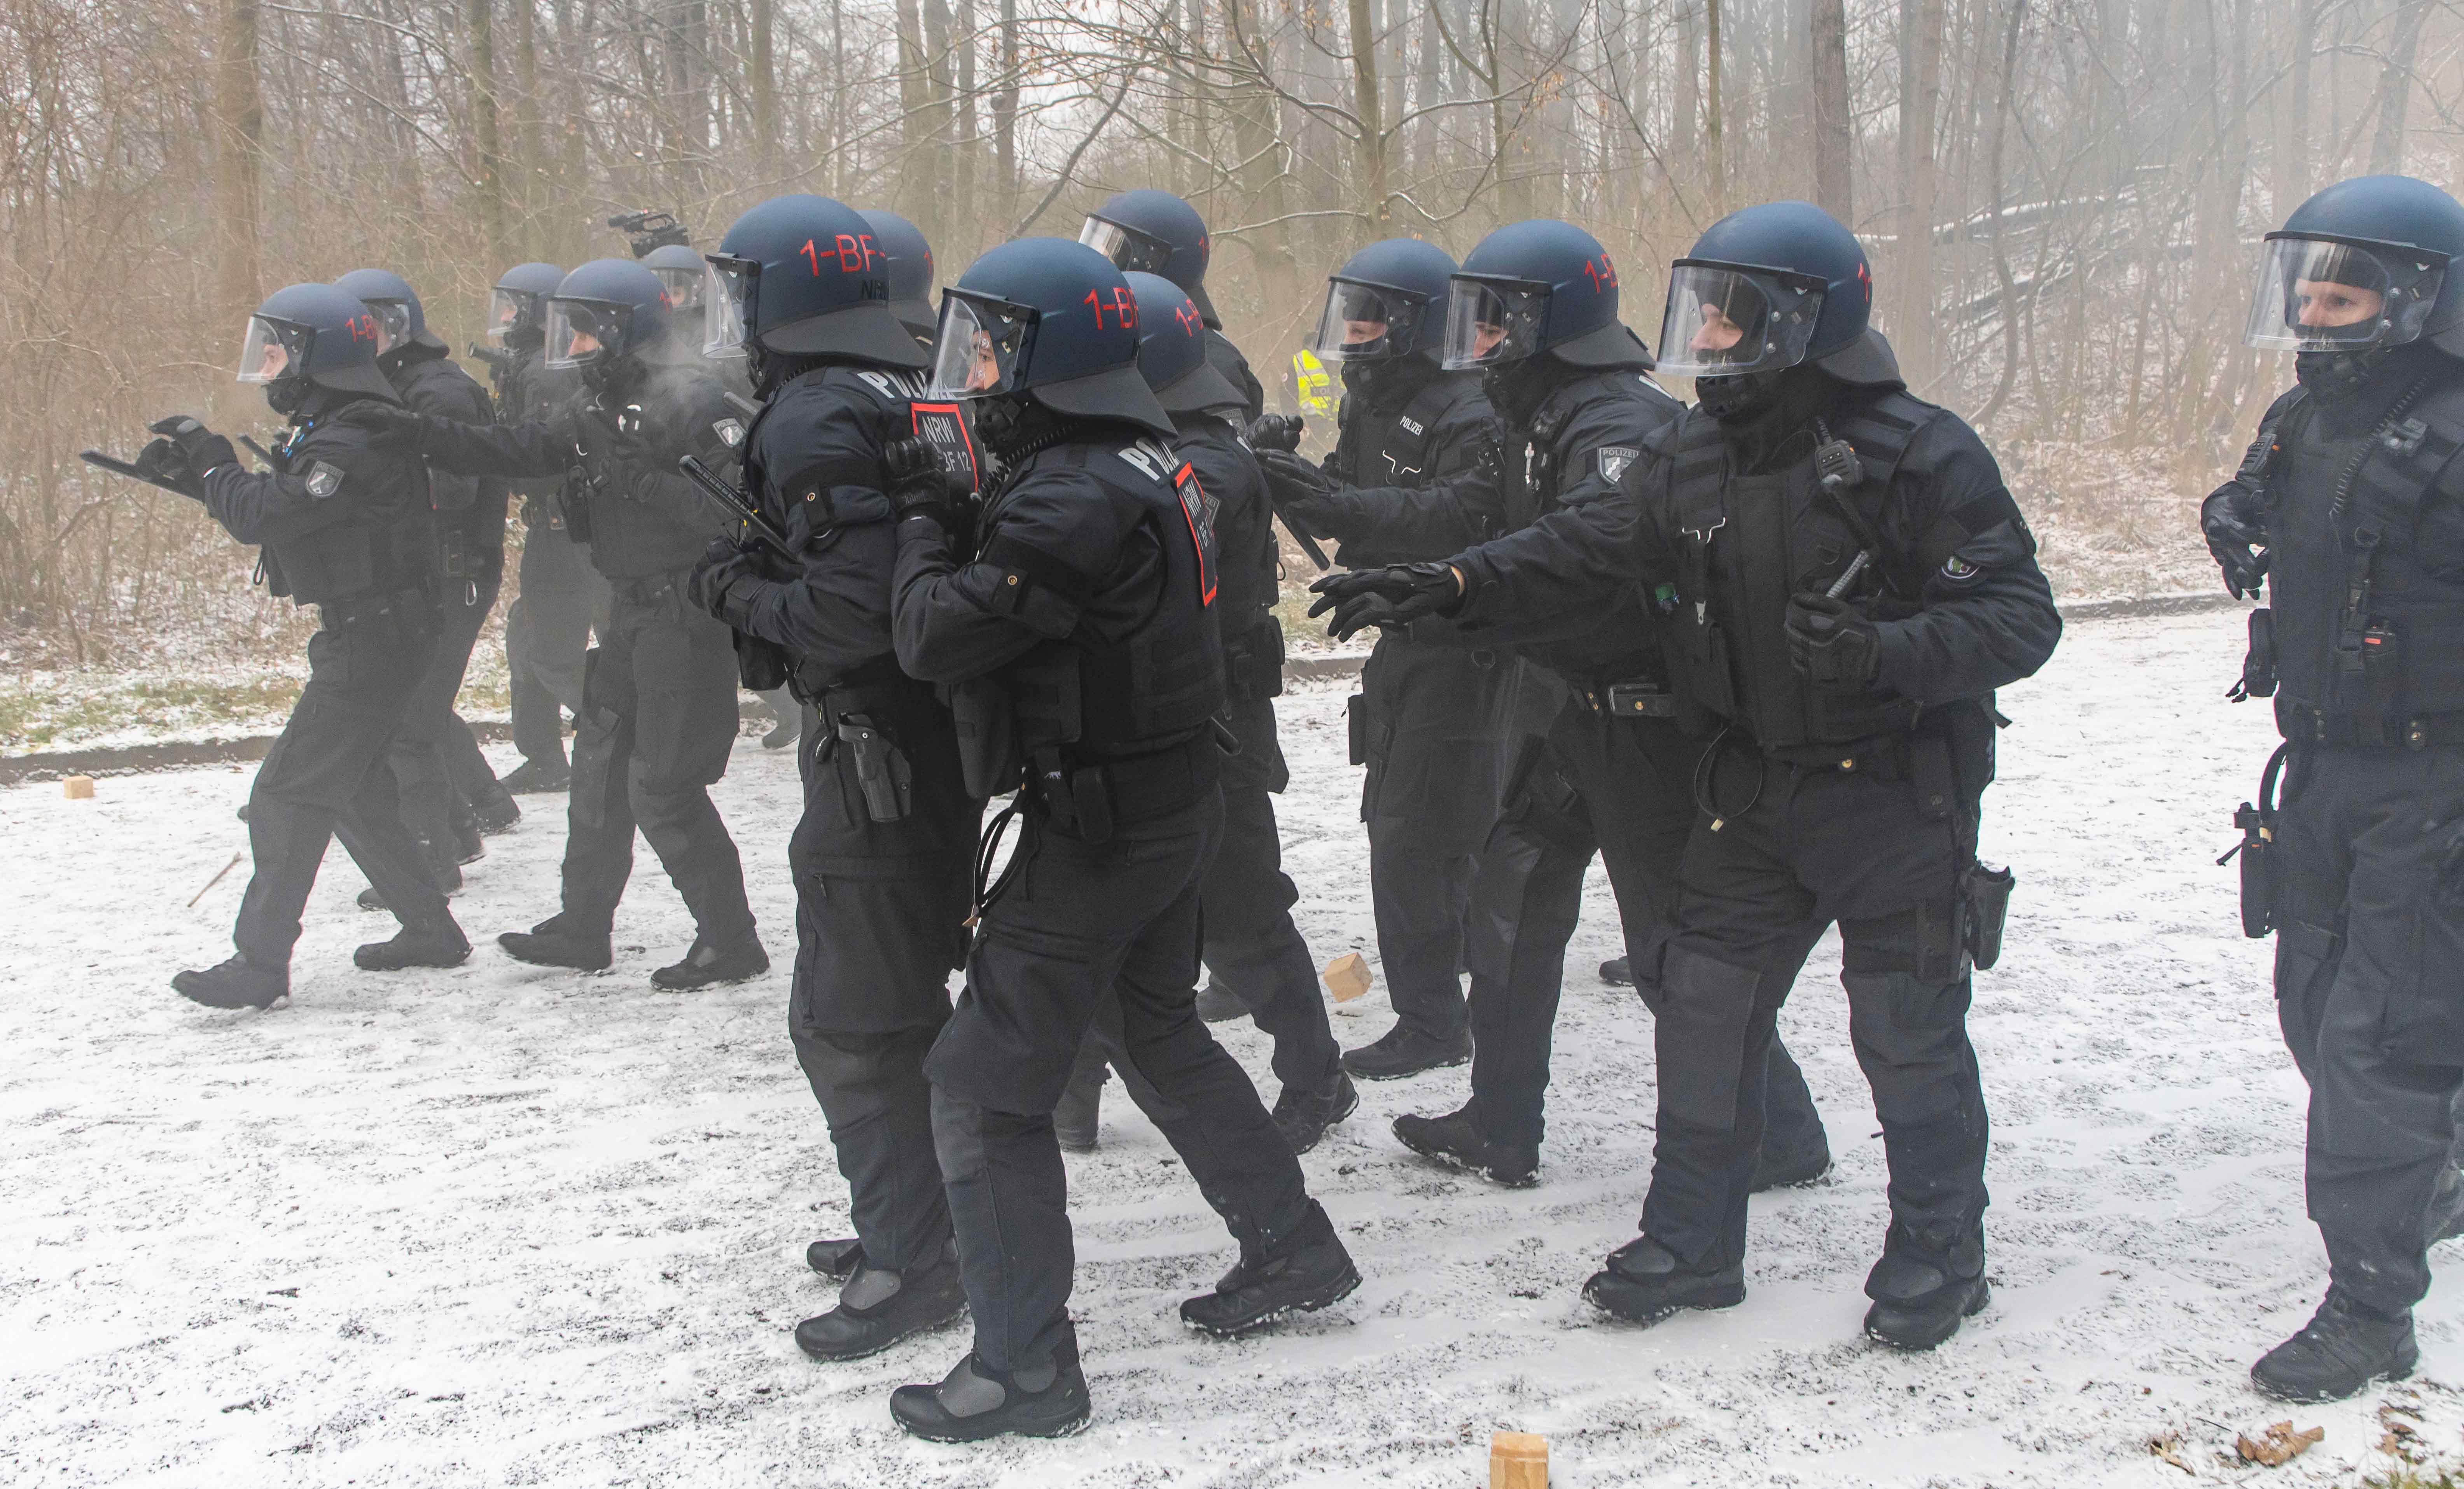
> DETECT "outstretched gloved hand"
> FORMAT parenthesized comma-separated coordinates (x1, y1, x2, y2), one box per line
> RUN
(1306, 562, 1462, 642)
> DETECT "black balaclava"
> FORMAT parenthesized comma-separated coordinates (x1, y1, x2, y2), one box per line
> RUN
(1483, 352, 1584, 434)
(266, 377, 312, 418)
(2294, 346, 2396, 401)
(749, 345, 831, 399)
(974, 391, 1085, 472)
(584, 348, 645, 404)
(1704, 364, 1845, 476)
(1340, 352, 1440, 415)
(2302, 338, 2455, 435)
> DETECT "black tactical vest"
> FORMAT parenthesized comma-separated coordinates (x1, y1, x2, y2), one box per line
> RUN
(260, 417, 438, 607)
(570, 368, 737, 582)
(1331, 373, 1478, 491)
(1663, 392, 1950, 750)
(2263, 374, 2464, 745)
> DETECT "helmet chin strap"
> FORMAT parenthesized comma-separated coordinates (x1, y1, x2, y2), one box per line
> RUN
(2294, 344, 2394, 399)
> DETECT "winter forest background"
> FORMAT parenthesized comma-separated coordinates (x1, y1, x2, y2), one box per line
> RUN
(0, 0, 2434, 712)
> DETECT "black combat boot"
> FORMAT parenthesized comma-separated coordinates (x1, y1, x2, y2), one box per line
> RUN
(1751, 1129, 1833, 1192)
(1180, 1202, 1361, 1336)
(450, 820, 485, 866)
(1054, 1065, 1103, 1153)
(1599, 955, 1634, 987)
(650, 931, 768, 990)
(1195, 981, 1246, 1022)
(806, 1238, 864, 1277)
(171, 954, 289, 1010)
(498, 914, 614, 971)
(891, 1337, 1091, 1442)
(2252, 1291, 2419, 1402)
(355, 918, 472, 971)
(1392, 1103, 1538, 1187)
(795, 1238, 968, 1362)
(1341, 1024, 1472, 1081)
(1863, 1237, 1990, 1349)
(1582, 1236, 1746, 1324)
(498, 758, 570, 794)
(469, 788, 521, 835)
(1272, 1071, 1359, 1156)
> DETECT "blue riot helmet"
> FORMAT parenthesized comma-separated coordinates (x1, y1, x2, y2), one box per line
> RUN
(1443, 219, 1647, 371)
(2244, 176, 2464, 354)
(488, 262, 566, 343)
(928, 237, 1174, 439)
(642, 243, 707, 315)
(542, 259, 674, 375)
(237, 283, 400, 402)
(860, 208, 938, 345)
(1309, 238, 1458, 364)
(704, 195, 925, 369)
(333, 268, 447, 357)
(1080, 189, 1219, 324)
(1652, 200, 1892, 383)
(1127, 271, 1245, 415)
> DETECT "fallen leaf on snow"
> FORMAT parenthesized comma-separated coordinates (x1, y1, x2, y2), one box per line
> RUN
(2236, 1421, 2325, 1466)
(2147, 1433, 2195, 1475)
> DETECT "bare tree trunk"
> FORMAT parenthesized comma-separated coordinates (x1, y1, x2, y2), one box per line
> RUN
(469, 0, 508, 268)
(1809, 0, 1852, 224)
(749, 0, 776, 179)
(1704, 0, 1726, 214)
(516, 0, 544, 254)
(2370, 0, 2426, 172)
(993, 0, 1018, 223)
(1347, 0, 1389, 224)
(1892, 0, 1943, 390)
(215, 0, 262, 333)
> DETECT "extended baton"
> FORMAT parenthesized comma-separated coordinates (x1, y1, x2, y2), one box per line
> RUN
(678, 453, 795, 559)
(80, 450, 198, 499)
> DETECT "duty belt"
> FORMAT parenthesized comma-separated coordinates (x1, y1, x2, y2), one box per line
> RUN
(1030, 730, 1223, 843)
(2278, 698, 2464, 750)
(317, 587, 434, 635)
(1576, 679, 1678, 719)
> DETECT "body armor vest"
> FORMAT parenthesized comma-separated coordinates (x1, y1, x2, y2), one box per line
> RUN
(260, 416, 438, 607)
(2263, 375, 2464, 745)
(569, 372, 730, 581)
(1664, 392, 1943, 750)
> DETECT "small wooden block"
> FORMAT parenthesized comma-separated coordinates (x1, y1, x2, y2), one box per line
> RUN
(1491, 1431, 1548, 1489)
(62, 775, 95, 800)
(1322, 951, 1373, 1003)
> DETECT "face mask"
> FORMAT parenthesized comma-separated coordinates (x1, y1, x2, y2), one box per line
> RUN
(1694, 369, 1787, 423)
(266, 378, 310, 417)
(2294, 347, 2392, 399)
(585, 353, 644, 402)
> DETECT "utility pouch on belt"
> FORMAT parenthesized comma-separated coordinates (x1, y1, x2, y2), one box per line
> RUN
(1960, 861, 2015, 970)
(733, 632, 789, 692)
(1347, 692, 1368, 766)
(836, 714, 914, 824)
(949, 677, 1019, 799)
(557, 480, 591, 546)
(2231, 607, 2279, 701)
(2220, 742, 2289, 939)
(1068, 766, 1114, 845)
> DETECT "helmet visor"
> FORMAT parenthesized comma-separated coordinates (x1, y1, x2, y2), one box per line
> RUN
(1311, 280, 1424, 362)
(1441, 277, 1549, 369)
(487, 287, 537, 341)
(1079, 216, 1175, 276)
(1654, 262, 1825, 378)
(544, 297, 634, 371)
(358, 299, 413, 355)
(237, 315, 315, 383)
(704, 257, 754, 358)
(2242, 233, 2443, 350)
(928, 293, 1035, 401)
(652, 265, 704, 313)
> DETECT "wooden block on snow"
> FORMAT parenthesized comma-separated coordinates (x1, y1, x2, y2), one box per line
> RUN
(1491, 1432, 1547, 1489)
(62, 775, 95, 800)
(1322, 951, 1372, 1003)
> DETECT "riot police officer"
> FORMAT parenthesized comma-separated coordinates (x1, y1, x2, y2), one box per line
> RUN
(687, 194, 976, 1363)
(2205, 175, 2464, 1400)
(488, 261, 606, 794)
(1079, 188, 1265, 421)
(334, 268, 519, 901)
(153, 284, 472, 1007)
(885, 238, 1357, 1441)
(1254, 237, 1519, 1080)
(1311, 220, 1834, 1189)
(1057, 270, 1354, 1154)
(340, 260, 768, 990)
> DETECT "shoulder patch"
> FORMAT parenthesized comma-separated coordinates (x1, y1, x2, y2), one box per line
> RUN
(1598, 446, 1640, 483)
(304, 461, 345, 500)
(713, 417, 745, 448)
(1941, 554, 1980, 581)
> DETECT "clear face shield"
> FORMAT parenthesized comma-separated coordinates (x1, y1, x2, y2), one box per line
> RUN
(652, 266, 704, 314)
(1078, 216, 1175, 276)
(703, 257, 754, 359)
(544, 298, 633, 371)
(1311, 280, 1425, 362)
(1652, 262, 1826, 378)
(926, 293, 1035, 401)
(237, 315, 315, 383)
(487, 288, 537, 341)
(2242, 233, 2445, 351)
(1441, 277, 1549, 369)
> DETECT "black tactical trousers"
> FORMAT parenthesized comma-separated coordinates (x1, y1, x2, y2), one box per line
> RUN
(1462, 697, 1826, 1153)
(2273, 744, 2464, 1316)
(1360, 630, 1516, 1043)
(389, 565, 503, 859)
(1641, 742, 1986, 1276)
(925, 784, 1311, 1375)
(559, 578, 754, 941)
(235, 612, 453, 968)
(507, 521, 606, 769)
(786, 695, 979, 1275)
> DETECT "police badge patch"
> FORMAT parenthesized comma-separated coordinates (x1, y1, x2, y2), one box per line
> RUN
(1942, 554, 1981, 581)
(1598, 446, 1640, 483)
(304, 461, 345, 500)
(713, 417, 746, 448)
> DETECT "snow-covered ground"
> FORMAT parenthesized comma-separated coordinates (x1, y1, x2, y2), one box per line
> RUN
(4, 608, 2455, 1487)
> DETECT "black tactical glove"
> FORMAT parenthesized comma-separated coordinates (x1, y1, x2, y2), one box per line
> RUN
(687, 535, 768, 625)
(1784, 592, 1883, 689)
(883, 436, 971, 535)
(2200, 481, 2270, 600)
(145, 416, 238, 481)
(331, 400, 427, 451)
(1256, 447, 1337, 506)
(1306, 562, 1462, 642)
(1245, 413, 1304, 453)
(131, 437, 207, 499)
